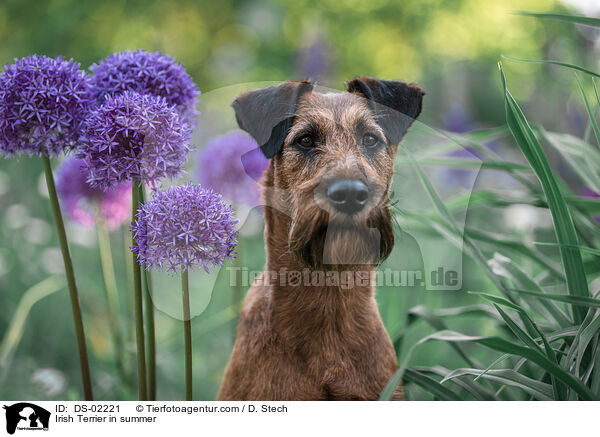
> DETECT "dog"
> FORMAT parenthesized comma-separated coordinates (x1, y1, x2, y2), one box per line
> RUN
(218, 77, 424, 400)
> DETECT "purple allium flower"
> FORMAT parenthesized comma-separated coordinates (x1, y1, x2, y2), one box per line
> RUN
(294, 40, 334, 80)
(131, 184, 238, 273)
(580, 186, 599, 199)
(56, 157, 131, 229)
(80, 91, 192, 188)
(0, 55, 93, 157)
(580, 186, 600, 224)
(196, 131, 268, 206)
(442, 104, 476, 134)
(90, 50, 200, 128)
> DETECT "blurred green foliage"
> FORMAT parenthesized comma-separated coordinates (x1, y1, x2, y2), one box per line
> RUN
(1, 0, 600, 400)
(0, 0, 577, 105)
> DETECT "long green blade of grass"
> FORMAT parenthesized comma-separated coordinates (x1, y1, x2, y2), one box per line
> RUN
(502, 55, 600, 79)
(563, 308, 600, 378)
(440, 367, 554, 400)
(493, 304, 543, 353)
(591, 346, 600, 395)
(488, 253, 571, 327)
(412, 366, 499, 400)
(393, 305, 480, 368)
(473, 292, 558, 351)
(406, 157, 531, 171)
(0, 276, 63, 365)
(576, 309, 600, 372)
(538, 130, 600, 195)
(403, 368, 462, 401)
(400, 148, 512, 297)
(475, 292, 567, 399)
(574, 73, 600, 148)
(407, 125, 508, 160)
(467, 228, 564, 280)
(444, 331, 595, 400)
(516, 11, 600, 27)
(538, 326, 580, 343)
(381, 330, 597, 400)
(532, 241, 600, 257)
(510, 288, 600, 308)
(500, 63, 590, 323)
(592, 78, 600, 149)
(390, 304, 502, 341)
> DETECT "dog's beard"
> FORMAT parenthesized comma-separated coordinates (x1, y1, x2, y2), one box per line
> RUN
(288, 200, 394, 269)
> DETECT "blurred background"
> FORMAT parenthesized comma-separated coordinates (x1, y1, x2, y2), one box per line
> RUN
(1, 0, 600, 400)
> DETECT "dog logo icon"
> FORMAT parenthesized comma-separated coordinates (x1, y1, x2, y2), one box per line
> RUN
(3, 403, 50, 435)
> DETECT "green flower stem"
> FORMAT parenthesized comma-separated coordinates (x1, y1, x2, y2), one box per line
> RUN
(42, 155, 93, 401)
(0, 276, 62, 371)
(96, 215, 127, 385)
(181, 269, 192, 401)
(142, 269, 156, 400)
(131, 178, 147, 400)
(123, 227, 134, 307)
(140, 183, 156, 401)
(232, 236, 243, 340)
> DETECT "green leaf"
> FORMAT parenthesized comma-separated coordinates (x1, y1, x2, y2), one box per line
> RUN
(492, 301, 544, 353)
(405, 126, 507, 161)
(541, 326, 580, 343)
(515, 11, 600, 27)
(591, 345, 600, 395)
(0, 276, 63, 365)
(409, 157, 530, 171)
(392, 305, 480, 368)
(380, 330, 597, 400)
(510, 288, 600, 308)
(565, 196, 600, 215)
(592, 78, 600, 144)
(500, 63, 590, 323)
(467, 228, 564, 280)
(412, 366, 499, 400)
(403, 368, 462, 401)
(380, 331, 474, 400)
(574, 73, 600, 148)
(532, 241, 600, 257)
(472, 291, 564, 398)
(452, 332, 595, 400)
(433, 304, 503, 320)
(502, 55, 600, 79)
(400, 147, 513, 297)
(571, 309, 600, 376)
(441, 367, 554, 400)
(538, 130, 600, 195)
(488, 253, 571, 327)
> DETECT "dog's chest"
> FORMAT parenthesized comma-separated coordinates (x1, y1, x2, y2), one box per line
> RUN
(301, 330, 390, 400)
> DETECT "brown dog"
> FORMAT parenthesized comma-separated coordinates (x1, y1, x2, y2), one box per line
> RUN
(218, 77, 424, 400)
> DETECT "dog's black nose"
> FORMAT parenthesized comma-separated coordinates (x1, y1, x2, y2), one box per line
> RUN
(326, 179, 369, 214)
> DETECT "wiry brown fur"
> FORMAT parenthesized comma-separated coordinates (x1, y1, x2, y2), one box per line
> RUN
(218, 79, 423, 400)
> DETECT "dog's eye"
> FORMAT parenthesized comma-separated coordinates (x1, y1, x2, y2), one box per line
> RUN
(362, 133, 379, 148)
(297, 135, 315, 149)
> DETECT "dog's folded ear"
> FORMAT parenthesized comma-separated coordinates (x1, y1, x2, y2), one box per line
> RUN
(346, 77, 424, 145)
(232, 80, 313, 158)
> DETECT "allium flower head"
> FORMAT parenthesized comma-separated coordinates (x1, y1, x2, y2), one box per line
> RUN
(56, 157, 131, 229)
(80, 91, 192, 188)
(581, 186, 599, 199)
(295, 40, 334, 81)
(0, 55, 93, 157)
(132, 184, 238, 273)
(196, 131, 268, 206)
(90, 50, 200, 127)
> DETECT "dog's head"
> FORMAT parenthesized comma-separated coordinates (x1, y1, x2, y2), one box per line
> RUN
(233, 77, 424, 268)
